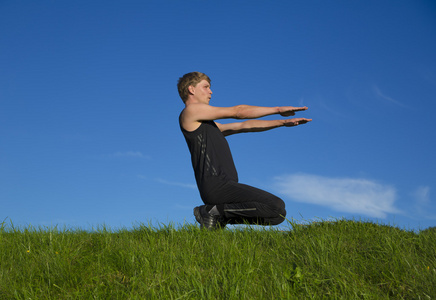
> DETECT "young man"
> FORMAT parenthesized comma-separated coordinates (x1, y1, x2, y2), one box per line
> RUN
(178, 72, 312, 229)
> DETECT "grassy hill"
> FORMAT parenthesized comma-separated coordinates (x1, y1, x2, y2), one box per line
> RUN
(1, 219, 435, 299)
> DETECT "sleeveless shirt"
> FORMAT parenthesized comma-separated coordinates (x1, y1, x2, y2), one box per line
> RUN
(180, 117, 239, 195)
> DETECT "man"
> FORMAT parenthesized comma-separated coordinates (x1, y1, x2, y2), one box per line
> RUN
(178, 72, 311, 229)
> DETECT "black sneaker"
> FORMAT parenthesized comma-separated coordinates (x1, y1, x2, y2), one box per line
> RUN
(193, 206, 225, 230)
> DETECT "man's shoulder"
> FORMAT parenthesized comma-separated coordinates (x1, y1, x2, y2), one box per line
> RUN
(182, 102, 237, 128)
(180, 104, 207, 132)
(181, 103, 214, 120)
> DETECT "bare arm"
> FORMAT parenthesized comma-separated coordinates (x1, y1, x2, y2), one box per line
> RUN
(233, 105, 308, 119)
(217, 118, 312, 136)
(180, 103, 309, 131)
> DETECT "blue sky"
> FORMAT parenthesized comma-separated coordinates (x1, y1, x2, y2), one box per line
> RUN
(1, 1, 435, 231)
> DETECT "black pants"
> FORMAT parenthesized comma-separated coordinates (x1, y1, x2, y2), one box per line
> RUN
(201, 180, 286, 226)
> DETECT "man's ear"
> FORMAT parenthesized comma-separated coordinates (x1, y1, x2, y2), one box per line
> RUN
(188, 85, 195, 95)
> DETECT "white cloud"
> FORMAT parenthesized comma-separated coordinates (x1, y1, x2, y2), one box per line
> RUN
(112, 151, 147, 158)
(372, 85, 408, 108)
(96, 151, 150, 160)
(319, 100, 350, 119)
(137, 176, 196, 190)
(155, 178, 197, 190)
(413, 186, 430, 205)
(412, 186, 436, 220)
(273, 173, 400, 218)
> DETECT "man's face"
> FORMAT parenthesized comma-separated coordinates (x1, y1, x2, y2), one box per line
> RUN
(191, 80, 212, 103)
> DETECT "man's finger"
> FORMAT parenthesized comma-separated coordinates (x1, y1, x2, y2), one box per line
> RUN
(284, 118, 312, 127)
(291, 106, 308, 111)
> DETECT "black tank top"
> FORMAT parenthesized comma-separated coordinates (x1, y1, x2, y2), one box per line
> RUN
(180, 118, 238, 193)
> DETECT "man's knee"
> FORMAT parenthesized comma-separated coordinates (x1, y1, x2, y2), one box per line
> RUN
(268, 198, 286, 225)
(270, 207, 286, 225)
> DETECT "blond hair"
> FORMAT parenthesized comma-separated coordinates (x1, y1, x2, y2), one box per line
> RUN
(177, 72, 211, 102)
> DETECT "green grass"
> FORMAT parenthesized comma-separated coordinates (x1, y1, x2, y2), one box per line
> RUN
(1, 219, 435, 299)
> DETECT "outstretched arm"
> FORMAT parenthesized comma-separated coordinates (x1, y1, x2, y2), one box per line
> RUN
(183, 103, 308, 121)
(233, 105, 308, 119)
(217, 118, 312, 136)
(180, 103, 309, 131)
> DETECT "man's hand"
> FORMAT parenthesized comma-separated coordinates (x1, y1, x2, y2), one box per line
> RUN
(278, 106, 308, 117)
(283, 118, 312, 127)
